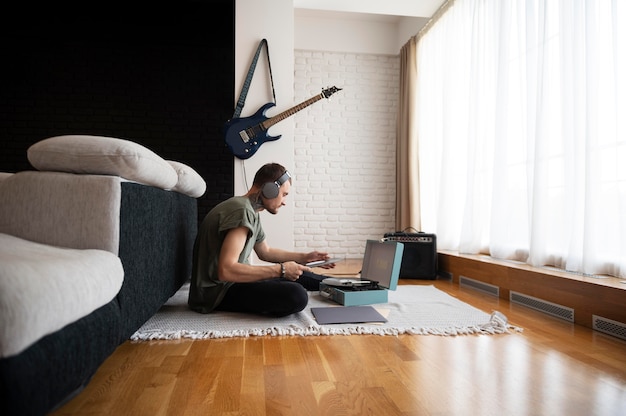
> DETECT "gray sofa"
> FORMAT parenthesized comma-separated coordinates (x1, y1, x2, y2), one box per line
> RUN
(0, 136, 205, 415)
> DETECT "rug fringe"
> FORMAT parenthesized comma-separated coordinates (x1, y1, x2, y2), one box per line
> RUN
(130, 311, 522, 341)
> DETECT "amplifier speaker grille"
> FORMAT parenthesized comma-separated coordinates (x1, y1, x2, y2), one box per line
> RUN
(384, 233, 437, 280)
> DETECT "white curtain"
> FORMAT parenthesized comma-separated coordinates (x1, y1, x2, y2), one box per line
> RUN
(416, 0, 626, 277)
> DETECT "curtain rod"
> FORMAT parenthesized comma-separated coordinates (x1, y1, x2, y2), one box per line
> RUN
(416, 0, 456, 41)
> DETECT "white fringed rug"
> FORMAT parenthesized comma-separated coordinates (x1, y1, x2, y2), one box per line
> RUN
(131, 283, 522, 341)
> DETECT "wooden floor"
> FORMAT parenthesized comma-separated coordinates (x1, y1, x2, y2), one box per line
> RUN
(52, 260, 626, 416)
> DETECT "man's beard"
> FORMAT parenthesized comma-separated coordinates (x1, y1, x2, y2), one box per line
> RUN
(252, 195, 278, 215)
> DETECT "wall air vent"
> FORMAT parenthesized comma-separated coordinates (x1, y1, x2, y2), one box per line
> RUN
(459, 275, 499, 297)
(510, 291, 574, 322)
(593, 315, 626, 341)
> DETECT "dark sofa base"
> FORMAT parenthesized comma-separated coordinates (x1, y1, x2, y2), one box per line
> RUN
(117, 182, 197, 340)
(0, 301, 121, 415)
(0, 182, 197, 415)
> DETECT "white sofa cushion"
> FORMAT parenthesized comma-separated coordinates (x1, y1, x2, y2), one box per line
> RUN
(0, 233, 124, 358)
(27, 135, 178, 190)
(167, 160, 206, 198)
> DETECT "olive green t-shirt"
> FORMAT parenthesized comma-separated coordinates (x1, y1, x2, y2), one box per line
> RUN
(188, 196, 266, 313)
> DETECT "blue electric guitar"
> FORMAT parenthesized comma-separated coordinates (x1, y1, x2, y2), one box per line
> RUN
(224, 86, 341, 159)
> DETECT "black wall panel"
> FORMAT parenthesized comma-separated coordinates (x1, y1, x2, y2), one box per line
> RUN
(0, 1, 235, 223)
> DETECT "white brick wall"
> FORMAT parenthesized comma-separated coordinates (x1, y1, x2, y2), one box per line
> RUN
(293, 50, 399, 258)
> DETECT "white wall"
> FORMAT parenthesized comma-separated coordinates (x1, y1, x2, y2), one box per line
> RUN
(295, 11, 400, 55)
(293, 51, 399, 257)
(235, 0, 295, 254)
(397, 17, 429, 49)
(295, 11, 428, 54)
(235, 1, 426, 258)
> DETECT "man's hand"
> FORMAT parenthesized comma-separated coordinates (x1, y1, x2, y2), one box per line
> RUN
(303, 251, 336, 269)
(283, 261, 311, 280)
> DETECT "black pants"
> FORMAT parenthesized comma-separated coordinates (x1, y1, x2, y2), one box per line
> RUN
(215, 270, 327, 317)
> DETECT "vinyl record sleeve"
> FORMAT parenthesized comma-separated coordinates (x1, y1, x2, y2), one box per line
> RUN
(311, 305, 387, 324)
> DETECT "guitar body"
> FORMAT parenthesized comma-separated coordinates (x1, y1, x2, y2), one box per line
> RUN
(223, 102, 282, 159)
(224, 86, 341, 159)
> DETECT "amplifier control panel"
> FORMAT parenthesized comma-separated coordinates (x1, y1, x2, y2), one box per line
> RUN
(384, 233, 434, 244)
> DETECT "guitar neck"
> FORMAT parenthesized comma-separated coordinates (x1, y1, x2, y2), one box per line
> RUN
(262, 93, 324, 129)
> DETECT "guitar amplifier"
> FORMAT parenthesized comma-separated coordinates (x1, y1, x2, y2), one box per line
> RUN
(383, 231, 438, 280)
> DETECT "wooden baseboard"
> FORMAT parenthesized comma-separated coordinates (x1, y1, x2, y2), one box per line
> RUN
(437, 250, 626, 330)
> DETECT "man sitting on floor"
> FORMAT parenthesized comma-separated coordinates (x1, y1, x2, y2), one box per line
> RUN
(188, 163, 334, 317)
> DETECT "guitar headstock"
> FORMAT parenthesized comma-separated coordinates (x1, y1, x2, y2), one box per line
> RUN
(321, 86, 342, 99)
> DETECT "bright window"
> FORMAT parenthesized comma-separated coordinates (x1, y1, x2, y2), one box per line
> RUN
(416, 0, 626, 277)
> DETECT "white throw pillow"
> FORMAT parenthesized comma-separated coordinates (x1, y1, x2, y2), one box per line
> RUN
(167, 160, 206, 198)
(27, 135, 178, 190)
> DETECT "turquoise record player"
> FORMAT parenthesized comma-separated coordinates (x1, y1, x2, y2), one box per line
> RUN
(319, 240, 404, 306)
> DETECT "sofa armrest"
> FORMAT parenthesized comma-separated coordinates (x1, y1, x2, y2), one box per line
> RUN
(0, 171, 121, 254)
